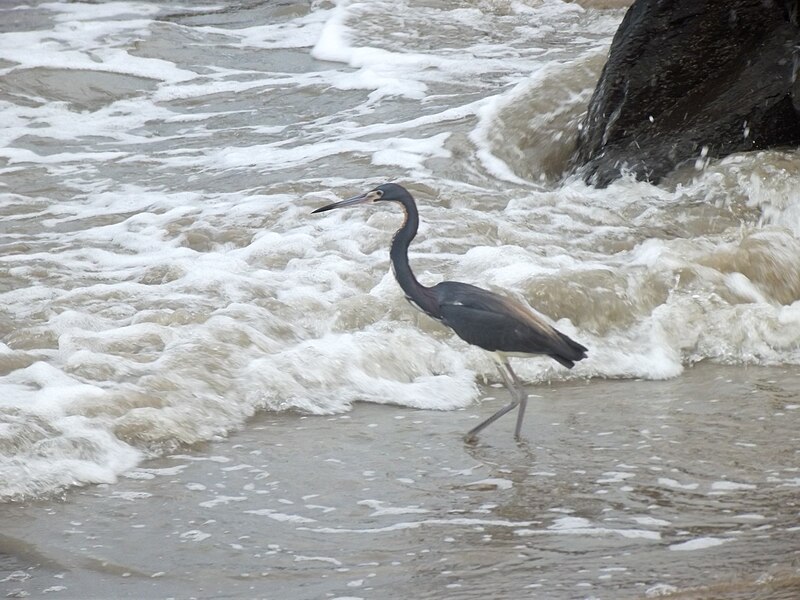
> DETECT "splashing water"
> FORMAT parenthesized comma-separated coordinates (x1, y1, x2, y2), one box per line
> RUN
(1, 0, 800, 500)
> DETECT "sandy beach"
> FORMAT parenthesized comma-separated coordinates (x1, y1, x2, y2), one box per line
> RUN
(2, 364, 799, 599)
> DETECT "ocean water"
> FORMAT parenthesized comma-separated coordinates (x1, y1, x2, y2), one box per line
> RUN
(1, 0, 800, 502)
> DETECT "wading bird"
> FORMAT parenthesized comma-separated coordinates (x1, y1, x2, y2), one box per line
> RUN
(312, 183, 587, 442)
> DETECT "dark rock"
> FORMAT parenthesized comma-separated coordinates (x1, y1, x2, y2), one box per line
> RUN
(571, 0, 800, 187)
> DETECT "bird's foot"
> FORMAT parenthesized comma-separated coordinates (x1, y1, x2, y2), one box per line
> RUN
(514, 434, 531, 450)
(463, 432, 479, 445)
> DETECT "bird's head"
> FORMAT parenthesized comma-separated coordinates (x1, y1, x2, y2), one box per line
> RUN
(311, 183, 411, 214)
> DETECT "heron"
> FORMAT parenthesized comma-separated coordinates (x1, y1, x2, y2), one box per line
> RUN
(312, 183, 588, 442)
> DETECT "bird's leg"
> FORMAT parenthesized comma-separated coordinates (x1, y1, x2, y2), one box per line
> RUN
(464, 359, 526, 443)
(503, 361, 528, 440)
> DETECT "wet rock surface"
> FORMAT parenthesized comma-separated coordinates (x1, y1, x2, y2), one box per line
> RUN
(572, 0, 800, 186)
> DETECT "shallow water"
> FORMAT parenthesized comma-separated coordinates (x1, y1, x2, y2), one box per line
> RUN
(2, 365, 799, 599)
(2, 0, 800, 502)
(1, 0, 800, 596)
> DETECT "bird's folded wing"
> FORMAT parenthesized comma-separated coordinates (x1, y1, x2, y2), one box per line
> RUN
(439, 303, 564, 356)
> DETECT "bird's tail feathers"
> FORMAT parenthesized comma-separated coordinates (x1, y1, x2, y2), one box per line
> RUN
(550, 332, 588, 369)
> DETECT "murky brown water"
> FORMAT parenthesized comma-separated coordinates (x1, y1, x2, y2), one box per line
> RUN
(2, 1, 800, 598)
(2, 364, 799, 599)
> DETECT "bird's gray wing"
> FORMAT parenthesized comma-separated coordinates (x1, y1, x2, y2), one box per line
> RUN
(438, 303, 560, 355)
(433, 281, 587, 365)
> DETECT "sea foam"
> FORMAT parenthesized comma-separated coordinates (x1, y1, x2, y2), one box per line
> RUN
(1, 0, 800, 502)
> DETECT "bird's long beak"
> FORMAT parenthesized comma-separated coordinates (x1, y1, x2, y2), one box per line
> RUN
(311, 191, 379, 214)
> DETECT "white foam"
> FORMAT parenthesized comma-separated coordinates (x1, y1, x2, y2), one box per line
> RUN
(522, 516, 660, 540)
(305, 514, 658, 543)
(245, 509, 317, 524)
(179, 530, 212, 542)
(645, 583, 679, 597)
(358, 499, 429, 516)
(294, 555, 343, 566)
(658, 478, 699, 491)
(0, 21, 195, 82)
(198, 495, 248, 508)
(198, 10, 332, 50)
(1, 363, 142, 498)
(669, 537, 731, 551)
(42, 2, 161, 21)
(310, 0, 353, 64)
(597, 471, 636, 484)
(2, 0, 800, 504)
(710, 481, 757, 492)
(471, 67, 564, 184)
(110, 491, 153, 501)
(631, 516, 671, 527)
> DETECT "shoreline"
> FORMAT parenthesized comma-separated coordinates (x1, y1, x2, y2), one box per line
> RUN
(2, 363, 800, 599)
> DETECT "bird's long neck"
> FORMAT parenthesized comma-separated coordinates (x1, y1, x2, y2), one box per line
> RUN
(390, 199, 439, 318)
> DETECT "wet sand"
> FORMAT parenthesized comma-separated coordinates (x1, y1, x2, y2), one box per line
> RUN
(2, 364, 799, 599)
